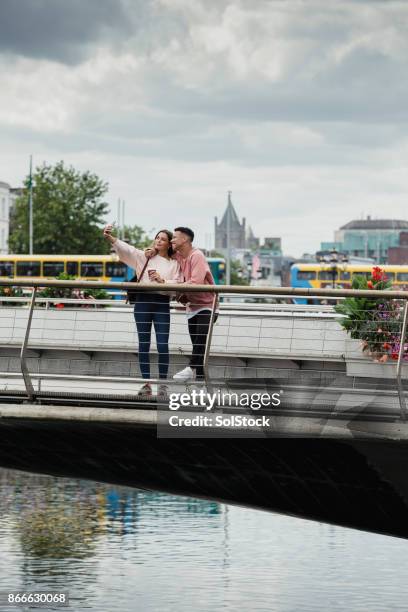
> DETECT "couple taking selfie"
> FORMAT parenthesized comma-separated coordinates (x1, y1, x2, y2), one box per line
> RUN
(103, 224, 218, 399)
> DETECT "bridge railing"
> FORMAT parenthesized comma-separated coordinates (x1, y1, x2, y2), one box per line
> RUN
(0, 279, 407, 418)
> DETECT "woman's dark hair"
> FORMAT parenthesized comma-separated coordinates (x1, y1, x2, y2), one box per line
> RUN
(154, 229, 173, 256)
(174, 226, 194, 242)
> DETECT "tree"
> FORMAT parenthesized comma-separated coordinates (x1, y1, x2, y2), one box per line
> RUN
(120, 224, 152, 248)
(230, 259, 250, 286)
(9, 161, 110, 254)
(211, 250, 249, 285)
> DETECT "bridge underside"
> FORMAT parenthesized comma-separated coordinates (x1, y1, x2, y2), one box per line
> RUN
(0, 416, 408, 540)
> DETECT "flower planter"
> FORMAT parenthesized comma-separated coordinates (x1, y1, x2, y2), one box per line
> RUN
(336, 266, 408, 370)
(345, 336, 408, 379)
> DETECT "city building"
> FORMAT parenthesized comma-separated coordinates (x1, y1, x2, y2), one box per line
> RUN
(321, 216, 408, 264)
(214, 196, 283, 285)
(0, 182, 12, 254)
(263, 237, 282, 255)
(0, 182, 22, 255)
(246, 226, 259, 250)
(214, 195, 247, 250)
(256, 238, 283, 286)
(388, 232, 408, 264)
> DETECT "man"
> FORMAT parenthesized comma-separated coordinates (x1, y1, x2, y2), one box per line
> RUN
(147, 226, 218, 381)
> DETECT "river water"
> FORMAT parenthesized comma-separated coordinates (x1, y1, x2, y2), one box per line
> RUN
(0, 468, 408, 611)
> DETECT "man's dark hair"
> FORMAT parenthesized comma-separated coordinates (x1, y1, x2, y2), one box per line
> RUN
(174, 227, 194, 242)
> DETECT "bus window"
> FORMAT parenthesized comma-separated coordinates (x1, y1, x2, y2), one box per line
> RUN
(385, 272, 395, 281)
(16, 261, 41, 276)
(81, 262, 103, 277)
(67, 262, 78, 276)
(43, 261, 64, 276)
(217, 262, 226, 284)
(105, 262, 127, 278)
(396, 273, 408, 282)
(0, 261, 14, 276)
(296, 271, 316, 280)
(318, 271, 337, 280)
(352, 272, 371, 278)
(339, 271, 351, 280)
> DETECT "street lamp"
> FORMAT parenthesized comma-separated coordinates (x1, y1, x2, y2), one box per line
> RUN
(329, 248, 338, 289)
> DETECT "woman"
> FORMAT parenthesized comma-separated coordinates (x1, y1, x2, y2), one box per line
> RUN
(104, 225, 181, 399)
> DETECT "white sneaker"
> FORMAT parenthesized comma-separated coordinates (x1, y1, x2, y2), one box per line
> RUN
(173, 366, 196, 381)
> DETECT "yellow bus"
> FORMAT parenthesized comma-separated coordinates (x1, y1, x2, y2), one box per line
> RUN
(0, 254, 127, 281)
(290, 263, 408, 303)
(0, 254, 227, 284)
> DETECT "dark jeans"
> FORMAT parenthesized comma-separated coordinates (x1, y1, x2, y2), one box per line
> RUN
(188, 309, 218, 380)
(134, 294, 170, 380)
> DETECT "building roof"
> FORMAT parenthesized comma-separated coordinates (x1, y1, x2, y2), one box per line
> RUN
(340, 218, 408, 230)
(218, 200, 242, 228)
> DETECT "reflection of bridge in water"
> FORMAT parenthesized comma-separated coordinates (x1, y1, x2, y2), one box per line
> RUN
(1, 279, 408, 539)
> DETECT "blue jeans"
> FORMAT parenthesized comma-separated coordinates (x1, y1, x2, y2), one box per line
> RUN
(133, 294, 170, 380)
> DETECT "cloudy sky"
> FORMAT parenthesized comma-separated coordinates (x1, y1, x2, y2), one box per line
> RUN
(1, 0, 408, 256)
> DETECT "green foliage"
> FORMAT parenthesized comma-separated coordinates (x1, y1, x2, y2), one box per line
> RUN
(83, 287, 110, 300)
(115, 225, 151, 249)
(209, 251, 249, 285)
(9, 161, 110, 254)
(334, 275, 381, 339)
(38, 273, 77, 299)
(0, 286, 24, 308)
(0, 286, 23, 297)
(334, 267, 403, 360)
(230, 259, 249, 286)
(38, 273, 110, 301)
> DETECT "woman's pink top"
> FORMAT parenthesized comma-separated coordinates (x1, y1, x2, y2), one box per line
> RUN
(112, 239, 181, 295)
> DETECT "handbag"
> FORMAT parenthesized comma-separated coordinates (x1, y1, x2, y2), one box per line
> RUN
(126, 258, 150, 304)
(176, 292, 189, 305)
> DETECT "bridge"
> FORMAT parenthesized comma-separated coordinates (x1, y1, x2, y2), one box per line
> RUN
(1, 278, 408, 539)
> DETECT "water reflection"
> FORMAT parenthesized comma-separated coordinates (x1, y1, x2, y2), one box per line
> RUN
(0, 469, 221, 550)
(1, 468, 408, 612)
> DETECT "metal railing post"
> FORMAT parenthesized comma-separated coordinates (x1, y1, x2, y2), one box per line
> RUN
(20, 286, 37, 401)
(203, 294, 218, 391)
(396, 300, 408, 421)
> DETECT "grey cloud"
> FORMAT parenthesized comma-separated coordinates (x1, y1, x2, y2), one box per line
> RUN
(0, 0, 134, 64)
(138, 42, 408, 125)
(2, 0, 408, 168)
(3, 114, 404, 170)
(143, 79, 408, 126)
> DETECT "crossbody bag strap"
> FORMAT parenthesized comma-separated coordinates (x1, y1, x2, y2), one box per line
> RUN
(137, 257, 150, 283)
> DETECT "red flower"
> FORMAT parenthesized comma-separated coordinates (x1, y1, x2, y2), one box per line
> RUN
(372, 266, 383, 281)
(367, 280, 374, 289)
(391, 353, 399, 360)
(372, 266, 388, 283)
(383, 342, 391, 350)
